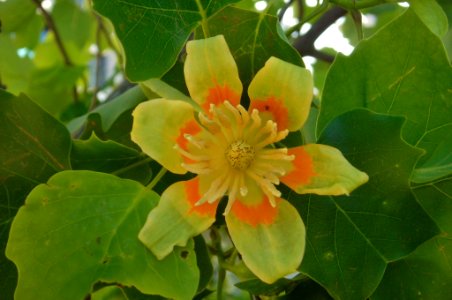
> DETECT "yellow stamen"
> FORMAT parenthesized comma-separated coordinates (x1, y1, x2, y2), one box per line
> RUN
(178, 101, 294, 212)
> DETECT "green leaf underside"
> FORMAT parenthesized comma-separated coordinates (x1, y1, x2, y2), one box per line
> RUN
(317, 9, 452, 165)
(6, 171, 199, 300)
(92, 0, 240, 81)
(197, 6, 303, 93)
(412, 123, 452, 183)
(71, 133, 152, 184)
(67, 85, 147, 135)
(291, 110, 439, 300)
(0, 90, 72, 299)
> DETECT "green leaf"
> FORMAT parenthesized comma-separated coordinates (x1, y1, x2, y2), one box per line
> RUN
(411, 124, 452, 183)
(371, 236, 452, 300)
(91, 285, 166, 300)
(409, 0, 449, 36)
(197, 6, 303, 91)
(235, 275, 304, 296)
(370, 176, 452, 299)
(52, 0, 95, 50)
(0, 90, 71, 300)
(413, 177, 452, 233)
(27, 65, 85, 116)
(6, 171, 199, 300)
(291, 109, 439, 300)
(67, 85, 147, 135)
(91, 286, 127, 300)
(193, 235, 213, 292)
(0, 35, 33, 94)
(317, 10, 452, 160)
(92, 0, 240, 81)
(71, 134, 152, 184)
(0, 0, 35, 33)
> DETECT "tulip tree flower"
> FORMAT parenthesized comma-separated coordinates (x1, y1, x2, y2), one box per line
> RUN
(131, 35, 368, 283)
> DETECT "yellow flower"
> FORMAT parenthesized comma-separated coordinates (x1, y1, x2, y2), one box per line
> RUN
(132, 35, 368, 283)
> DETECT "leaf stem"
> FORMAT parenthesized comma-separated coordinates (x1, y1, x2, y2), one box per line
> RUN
(195, 0, 210, 38)
(211, 226, 226, 300)
(112, 157, 152, 176)
(147, 167, 167, 190)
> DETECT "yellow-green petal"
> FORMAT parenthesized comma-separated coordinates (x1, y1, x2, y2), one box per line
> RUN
(282, 144, 369, 195)
(226, 200, 306, 284)
(184, 35, 242, 112)
(131, 99, 198, 174)
(248, 57, 313, 131)
(139, 178, 218, 259)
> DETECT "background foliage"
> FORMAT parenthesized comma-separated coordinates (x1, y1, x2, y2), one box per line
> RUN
(1, 0, 451, 299)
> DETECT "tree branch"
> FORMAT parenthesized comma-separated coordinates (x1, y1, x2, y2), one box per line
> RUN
(293, 6, 347, 62)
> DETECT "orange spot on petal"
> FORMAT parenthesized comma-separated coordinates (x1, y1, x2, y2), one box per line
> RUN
(281, 147, 316, 188)
(249, 97, 289, 130)
(186, 178, 218, 217)
(231, 197, 279, 227)
(203, 84, 241, 112)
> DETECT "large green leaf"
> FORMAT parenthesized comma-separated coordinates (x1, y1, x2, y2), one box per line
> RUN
(371, 176, 452, 299)
(317, 10, 452, 161)
(0, 90, 71, 299)
(413, 177, 452, 234)
(92, 0, 240, 81)
(371, 236, 452, 299)
(198, 6, 303, 93)
(290, 109, 439, 300)
(6, 171, 199, 300)
(0, 0, 35, 33)
(409, 0, 449, 37)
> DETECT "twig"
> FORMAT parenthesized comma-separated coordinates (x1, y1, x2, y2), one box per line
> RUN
(293, 6, 347, 62)
(32, 0, 79, 102)
(32, 0, 72, 66)
(278, 0, 295, 21)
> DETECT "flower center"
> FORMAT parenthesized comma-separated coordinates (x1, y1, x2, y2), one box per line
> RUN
(175, 101, 294, 214)
(225, 140, 255, 170)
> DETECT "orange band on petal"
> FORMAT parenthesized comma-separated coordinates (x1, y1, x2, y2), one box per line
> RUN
(282, 147, 316, 187)
(176, 119, 201, 151)
(231, 198, 279, 227)
(203, 84, 241, 112)
(249, 97, 289, 130)
(186, 178, 218, 217)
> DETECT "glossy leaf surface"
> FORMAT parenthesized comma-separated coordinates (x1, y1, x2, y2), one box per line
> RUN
(317, 10, 452, 163)
(6, 171, 199, 300)
(291, 109, 439, 300)
(92, 0, 240, 81)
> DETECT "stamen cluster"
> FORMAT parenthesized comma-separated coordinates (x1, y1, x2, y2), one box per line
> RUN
(175, 101, 294, 214)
